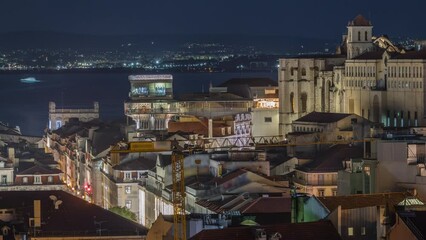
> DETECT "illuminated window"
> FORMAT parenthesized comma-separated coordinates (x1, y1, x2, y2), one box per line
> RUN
(348, 227, 354, 236)
(55, 120, 62, 129)
(48, 176, 53, 183)
(154, 83, 166, 96)
(23, 177, 28, 184)
(364, 166, 371, 176)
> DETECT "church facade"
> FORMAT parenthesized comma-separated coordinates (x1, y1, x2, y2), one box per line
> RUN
(279, 15, 426, 135)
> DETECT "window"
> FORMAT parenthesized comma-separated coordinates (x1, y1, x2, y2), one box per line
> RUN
(264, 117, 272, 123)
(55, 120, 62, 129)
(318, 189, 325, 197)
(348, 227, 354, 236)
(138, 171, 144, 179)
(1, 175, 6, 185)
(34, 176, 41, 184)
(125, 172, 131, 180)
(290, 92, 295, 113)
(358, 31, 361, 41)
(125, 200, 132, 209)
(23, 177, 28, 184)
(332, 189, 337, 196)
(47, 176, 53, 183)
(125, 186, 131, 194)
(318, 175, 324, 185)
(301, 93, 307, 113)
(365, 31, 368, 41)
(301, 68, 306, 76)
(361, 227, 366, 235)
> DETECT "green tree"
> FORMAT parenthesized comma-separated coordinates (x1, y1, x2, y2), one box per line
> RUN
(109, 206, 137, 221)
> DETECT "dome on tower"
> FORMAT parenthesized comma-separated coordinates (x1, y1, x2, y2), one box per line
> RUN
(348, 15, 372, 26)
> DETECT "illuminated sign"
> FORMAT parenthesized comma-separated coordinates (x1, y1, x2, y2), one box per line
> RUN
(129, 75, 173, 81)
(255, 99, 279, 108)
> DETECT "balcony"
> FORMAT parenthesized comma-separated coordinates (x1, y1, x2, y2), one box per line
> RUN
(293, 176, 337, 186)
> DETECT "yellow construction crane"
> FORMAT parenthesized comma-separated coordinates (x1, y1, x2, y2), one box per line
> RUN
(110, 137, 372, 240)
(111, 141, 188, 240)
(171, 151, 186, 240)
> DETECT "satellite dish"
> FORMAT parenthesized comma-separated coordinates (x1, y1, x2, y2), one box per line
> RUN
(55, 200, 63, 210)
(49, 195, 63, 210)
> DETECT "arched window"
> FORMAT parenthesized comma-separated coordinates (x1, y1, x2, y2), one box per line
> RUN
(300, 93, 308, 113)
(365, 31, 368, 41)
(290, 92, 295, 113)
(358, 31, 361, 41)
(301, 68, 307, 76)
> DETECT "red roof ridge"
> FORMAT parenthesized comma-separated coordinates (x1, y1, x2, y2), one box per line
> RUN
(348, 14, 372, 26)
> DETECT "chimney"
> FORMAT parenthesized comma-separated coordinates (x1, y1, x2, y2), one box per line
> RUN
(208, 119, 213, 139)
(33, 200, 41, 227)
(7, 147, 18, 167)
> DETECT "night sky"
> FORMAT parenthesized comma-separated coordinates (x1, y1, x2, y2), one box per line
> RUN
(1, 0, 425, 39)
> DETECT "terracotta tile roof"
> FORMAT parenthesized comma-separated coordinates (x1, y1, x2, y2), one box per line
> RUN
(177, 92, 249, 101)
(113, 156, 156, 171)
(353, 49, 426, 60)
(196, 194, 244, 213)
(295, 112, 352, 123)
(17, 165, 62, 175)
(210, 168, 249, 185)
(348, 15, 371, 26)
(398, 210, 426, 239)
(352, 49, 386, 60)
(317, 192, 411, 211)
(297, 144, 363, 172)
(189, 221, 342, 240)
(239, 197, 291, 214)
(218, 78, 278, 87)
(91, 126, 123, 155)
(0, 190, 147, 236)
(394, 49, 426, 59)
(168, 121, 208, 136)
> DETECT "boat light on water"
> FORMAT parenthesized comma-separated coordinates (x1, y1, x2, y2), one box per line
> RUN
(20, 77, 41, 83)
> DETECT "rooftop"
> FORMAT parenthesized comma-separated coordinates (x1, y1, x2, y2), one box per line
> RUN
(348, 15, 372, 26)
(295, 112, 352, 124)
(16, 165, 62, 175)
(190, 221, 342, 240)
(297, 144, 363, 172)
(113, 156, 157, 171)
(0, 190, 147, 237)
(317, 192, 411, 211)
(398, 210, 426, 240)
